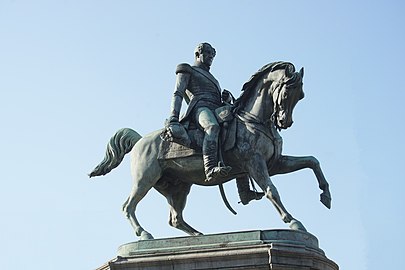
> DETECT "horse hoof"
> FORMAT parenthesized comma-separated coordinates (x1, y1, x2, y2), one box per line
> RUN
(140, 231, 154, 241)
(320, 193, 331, 209)
(289, 219, 307, 232)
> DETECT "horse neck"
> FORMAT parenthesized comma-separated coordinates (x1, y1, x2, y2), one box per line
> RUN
(242, 78, 275, 123)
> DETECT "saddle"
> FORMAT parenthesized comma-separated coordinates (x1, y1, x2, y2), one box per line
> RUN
(159, 105, 237, 160)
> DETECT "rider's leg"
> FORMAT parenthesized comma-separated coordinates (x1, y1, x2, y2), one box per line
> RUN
(196, 107, 231, 181)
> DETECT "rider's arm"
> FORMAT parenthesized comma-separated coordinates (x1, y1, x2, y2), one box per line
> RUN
(169, 70, 190, 123)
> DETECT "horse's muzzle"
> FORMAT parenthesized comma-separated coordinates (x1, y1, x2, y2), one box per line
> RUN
(278, 115, 293, 129)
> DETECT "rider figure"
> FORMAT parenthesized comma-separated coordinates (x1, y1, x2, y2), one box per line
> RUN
(168, 42, 232, 182)
(168, 42, 264, 204)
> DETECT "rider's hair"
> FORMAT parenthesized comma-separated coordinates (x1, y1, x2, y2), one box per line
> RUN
(194, 43, 216, 58)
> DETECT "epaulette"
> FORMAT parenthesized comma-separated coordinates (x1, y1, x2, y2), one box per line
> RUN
(175, 63, 193, 74)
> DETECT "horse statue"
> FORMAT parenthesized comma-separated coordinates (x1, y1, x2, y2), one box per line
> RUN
(89, 61, 331, 240)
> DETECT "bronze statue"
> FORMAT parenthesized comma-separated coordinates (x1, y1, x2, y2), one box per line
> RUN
(90, 44, 332, 241)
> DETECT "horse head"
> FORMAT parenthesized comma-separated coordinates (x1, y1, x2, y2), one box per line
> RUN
(271, 65, 305, 130)
(235, 62, 305, 130)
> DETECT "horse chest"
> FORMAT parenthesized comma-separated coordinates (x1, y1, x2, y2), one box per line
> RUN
(236, 128, 275, 160)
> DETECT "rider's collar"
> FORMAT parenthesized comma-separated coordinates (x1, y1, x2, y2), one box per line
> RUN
(194, 62, 210, 71)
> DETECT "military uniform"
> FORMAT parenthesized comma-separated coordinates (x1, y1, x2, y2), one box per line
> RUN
(169, 62, 231, 181)
(174, 63, 222, 123)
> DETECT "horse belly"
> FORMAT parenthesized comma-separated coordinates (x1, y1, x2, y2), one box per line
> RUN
(163, 156, 206, 183)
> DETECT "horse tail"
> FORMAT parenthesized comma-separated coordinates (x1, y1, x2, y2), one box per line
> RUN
(89, 128, 142, 178)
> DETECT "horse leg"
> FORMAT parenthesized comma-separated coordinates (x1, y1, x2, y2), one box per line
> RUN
(168, 183, 203, 236)
(249, 155, 307, 231)
(122, 158, 162, 240)
(269, 155, 331, 209)
(122, 184, 154, 240)
(155, 181, 203, 236)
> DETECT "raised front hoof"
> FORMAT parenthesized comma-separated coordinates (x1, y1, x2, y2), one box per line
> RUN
(289, 219, 307, 232)
(139, 231, 154, 241)
(320, 192, 332, 209)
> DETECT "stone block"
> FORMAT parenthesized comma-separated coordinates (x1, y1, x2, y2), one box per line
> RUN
(97, 230, 338, 270)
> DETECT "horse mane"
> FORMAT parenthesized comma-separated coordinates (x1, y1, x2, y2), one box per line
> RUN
(234, 61, 296, 111)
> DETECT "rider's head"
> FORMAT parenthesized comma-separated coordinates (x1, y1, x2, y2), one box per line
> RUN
(194, 42, 216, 68)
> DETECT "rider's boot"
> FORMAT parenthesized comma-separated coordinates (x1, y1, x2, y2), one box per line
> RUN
(203, 125, 232, 182)
(236, 176, 265, 205)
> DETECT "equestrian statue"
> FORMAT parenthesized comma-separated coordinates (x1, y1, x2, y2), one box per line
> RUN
(89, 42, 332, 240)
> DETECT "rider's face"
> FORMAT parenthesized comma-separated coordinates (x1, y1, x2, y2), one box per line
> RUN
(197, 48, 215, 67)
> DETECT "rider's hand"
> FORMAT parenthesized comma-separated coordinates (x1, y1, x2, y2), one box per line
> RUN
(222, 89, 232, 104)
(169, 116, 179, 123)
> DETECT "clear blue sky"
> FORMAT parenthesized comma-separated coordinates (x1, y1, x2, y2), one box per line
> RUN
(1, 1, 404, 269)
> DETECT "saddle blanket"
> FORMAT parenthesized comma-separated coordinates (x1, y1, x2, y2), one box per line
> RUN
(158, 140, 201, 160)
(158, 118, 237, 160)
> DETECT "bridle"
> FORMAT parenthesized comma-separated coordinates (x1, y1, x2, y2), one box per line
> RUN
(270, 77, 288, 130)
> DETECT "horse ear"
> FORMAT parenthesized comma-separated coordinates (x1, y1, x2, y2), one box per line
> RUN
(299, 67, 304, 78)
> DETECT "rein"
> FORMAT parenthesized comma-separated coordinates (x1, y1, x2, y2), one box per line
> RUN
(236, 110, 275, 141)
(235, 110, 276, 141)
(270, 77, 287, 130)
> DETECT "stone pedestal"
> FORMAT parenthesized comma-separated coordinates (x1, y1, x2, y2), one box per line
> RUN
(97, 230, 338, 270)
